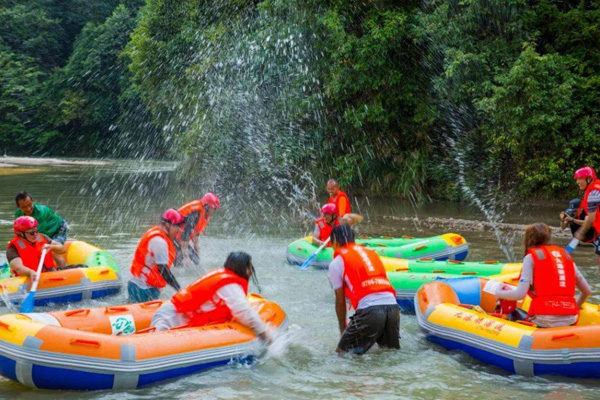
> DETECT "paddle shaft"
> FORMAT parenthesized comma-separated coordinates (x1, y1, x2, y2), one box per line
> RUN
(30, 247, 48, 292)
(300, 237, 331, 269)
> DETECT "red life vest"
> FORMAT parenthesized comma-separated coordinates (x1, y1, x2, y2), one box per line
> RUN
(328, 191, 351, 216)
(581, 179, 600, 240)
(130, 226, 176, 288)
(8, 235, 55, 275)
(177, 200, 210, 241)
(171, 268, 249, 326)
(335, 243, 395, 309)
(527, 245, 578, 317)
(315, 217, 340, 244)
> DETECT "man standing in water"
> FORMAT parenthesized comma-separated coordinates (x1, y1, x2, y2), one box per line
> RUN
(570, 167, 600, 271)
(327, 179, 351, 217)
(328, 225, 400, 355)
(128, 209, 184, 303)
(14, 192, 69, 245)
(176, 193, 220, 265)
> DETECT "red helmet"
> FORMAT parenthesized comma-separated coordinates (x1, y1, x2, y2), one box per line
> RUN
(200, 193, 221, 209)
(574, 166, 596, 180)
(14, 216, 38, 235)
(321, 203, 337, 216)
(162, 208, 185, 225)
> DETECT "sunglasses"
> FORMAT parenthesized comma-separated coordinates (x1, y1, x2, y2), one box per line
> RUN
(24, 230, 38, 236)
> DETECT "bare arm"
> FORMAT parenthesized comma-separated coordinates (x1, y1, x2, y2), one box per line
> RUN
(9, 258, 36, 279)
(341, 213, 363, 225)
(576, 210, 596, 240)
(334, 288, 347, 334)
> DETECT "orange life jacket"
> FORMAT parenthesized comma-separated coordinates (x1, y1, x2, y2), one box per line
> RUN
(171, 268, 249, 326)
(581, 179, 600, 240)
(177, 200, 209, 241)
(527, 245, 578, 317)
(315, 217, 340, 244)
(8, 235, 55, 275)
(328, 191, 351, 216)
(335, 243, 395, 309)
(130, 226, 176, 288)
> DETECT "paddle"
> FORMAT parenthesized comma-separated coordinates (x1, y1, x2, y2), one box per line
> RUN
(299, 237, 331, 270)
(20, 247, 48, 313)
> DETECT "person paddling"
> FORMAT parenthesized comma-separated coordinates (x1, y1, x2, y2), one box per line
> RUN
(313, 204, 363, 246)
(176, 193, 220, 265)
(496, 223, 591, 327)
(151, 251, 272, 343)
(328, 225, 400, 355)
(15, 192, 69, 245)
(569, 167, 600, 271)
(327, 179, 351, 217)
(6, 217, 68, 280)
(128, 209, 184, 303)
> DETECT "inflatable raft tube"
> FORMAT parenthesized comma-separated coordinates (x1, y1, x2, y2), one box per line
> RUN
(415, 277, 600, 378)
(0, 294, 286, 390)
(286, 233, 468, 269)
(0, 241, 121, 306)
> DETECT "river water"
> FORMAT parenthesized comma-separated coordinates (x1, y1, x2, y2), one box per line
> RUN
(0, 161, 598, 399)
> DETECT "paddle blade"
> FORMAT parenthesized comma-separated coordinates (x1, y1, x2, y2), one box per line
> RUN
(20, 290, 36, 313)
(299, 254, 317, 270)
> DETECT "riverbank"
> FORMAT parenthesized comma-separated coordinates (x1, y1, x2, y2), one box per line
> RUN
(0, 156, 109, 168)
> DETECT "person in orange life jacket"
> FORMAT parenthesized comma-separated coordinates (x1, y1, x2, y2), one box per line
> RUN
(569, 167, 600, 271)
(560, 199, 595, 243)
(6, 216, 66, 281)
(495, 223, 591, 328)
(327, 179, 351, 217)
(176, 193, 221, 266)
(328, 225, 399, 355)
(151, 252, 273, 343)
(128, 209, 185, 303)
(312, 204, 363, 246)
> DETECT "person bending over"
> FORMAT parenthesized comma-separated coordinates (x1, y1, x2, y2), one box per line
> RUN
(176, 193, 221, 265)
(496, 223, 591, 328)
(151, 252, 272, 343)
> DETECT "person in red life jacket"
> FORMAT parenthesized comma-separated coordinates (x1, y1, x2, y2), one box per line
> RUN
(570, 167, 600, 271)
(6, 216, 67, 281)
(312, 204, 363, 246)
(176, 193, 221, 265)
(128, 209, 185, 303)
(327, 179, 351, 217)
(496, 223, 591, 327)
(328, 225, 399, 355)
(560, 199, 595, 243)
(150, 251, 272, 343)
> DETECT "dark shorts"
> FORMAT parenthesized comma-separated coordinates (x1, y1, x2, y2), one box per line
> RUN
(128, 281, 161, 303)
(337, 304, 400, 355)
(594, 236, 600, 256)
(50, 220, 69, 244)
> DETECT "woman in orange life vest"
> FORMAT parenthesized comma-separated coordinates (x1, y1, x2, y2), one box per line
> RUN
(328, 224, 399, 355)
(6, 216, 67, 281)
(151, 252, 273, 343)
(326, 179, 351, 217)
(312, 204, 363, 246)
(128, 209, 185, 303)
(176, 193, 221, 266)
(569, 166, 600, 272)
(495, 223, 591, 328)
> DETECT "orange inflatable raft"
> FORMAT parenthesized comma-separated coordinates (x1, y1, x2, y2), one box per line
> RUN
(0, 294, 286, 390)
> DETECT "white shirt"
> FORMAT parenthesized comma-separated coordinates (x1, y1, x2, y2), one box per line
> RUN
(328, 255, 397, 310)
(130, 236, 170, 289)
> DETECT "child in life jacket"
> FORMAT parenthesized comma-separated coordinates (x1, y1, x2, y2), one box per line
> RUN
(151, 252, 272, 343)
(495, 223, 591, 328)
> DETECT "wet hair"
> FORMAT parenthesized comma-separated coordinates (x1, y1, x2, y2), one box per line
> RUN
(331, 225, 355, 246)
(523, 223, 551, 254)
(224, 251, 260, 291)
(15, 191, 32, 206)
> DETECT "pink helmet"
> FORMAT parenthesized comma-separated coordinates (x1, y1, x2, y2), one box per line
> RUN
(14, 216, 38, 235)
(200, 193, 221, 209)
(574, 166, 596, 180)
(162, 208, 185, 225)
(321, 203, 338, 216)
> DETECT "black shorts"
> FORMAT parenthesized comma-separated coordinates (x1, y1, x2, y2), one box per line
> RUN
(337, 304, 400, 354)
(594, 236, 600, 256)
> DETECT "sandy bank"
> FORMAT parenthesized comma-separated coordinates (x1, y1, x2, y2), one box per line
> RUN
(0, 156, 109, 168)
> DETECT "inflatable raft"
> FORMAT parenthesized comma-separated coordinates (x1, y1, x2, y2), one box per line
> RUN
(388, 260, 521, 313)
(0, 241, 121, 306)
(415, 277, 600, 378)
(0, 294, 285, 390)
(286, 233, 468, 269)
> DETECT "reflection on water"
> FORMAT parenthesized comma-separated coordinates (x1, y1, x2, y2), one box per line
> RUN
(0, 162, 598, 399)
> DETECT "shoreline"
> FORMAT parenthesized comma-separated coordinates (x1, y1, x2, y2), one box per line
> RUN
(0, 156, 109, 168)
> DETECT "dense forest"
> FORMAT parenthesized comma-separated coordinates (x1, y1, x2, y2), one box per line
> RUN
(1, 0, 599, 200)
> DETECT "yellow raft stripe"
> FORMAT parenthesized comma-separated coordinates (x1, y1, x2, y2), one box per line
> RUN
(0, 277, 28, 295)
(0, 315, 44, 346)
(440, 233, 466, 246)
(84, 266, 119, 283)
(383, 257, 409, 272)
(66, 241, 102, 265)
(499, 263, 523, 275)
(427, 304, 535, 347)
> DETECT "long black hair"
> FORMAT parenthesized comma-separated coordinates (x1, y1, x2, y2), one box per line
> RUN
(224, 251, 261, 292)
